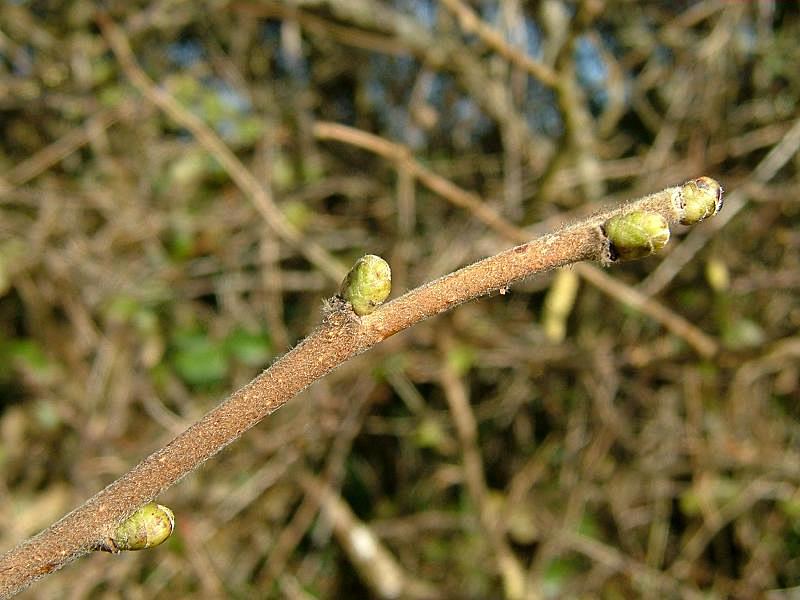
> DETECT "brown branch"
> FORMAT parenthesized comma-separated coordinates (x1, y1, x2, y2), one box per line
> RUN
(230, 2, 413, 58)
(640, 115, 800, 296)
(313, 121, 525, 241)
(0, 175, 712, 596)
(313, 121, 719, 357)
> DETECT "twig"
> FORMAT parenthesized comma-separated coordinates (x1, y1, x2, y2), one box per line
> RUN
(313, 122, 719, 357)
(639, 115, 800, 296)
(313, 121, 524, 241)
(573, 263, 717, 357)
(231, 2, 412, 57)
(258, 377, 375, 585)
(0, 177, 715, 597)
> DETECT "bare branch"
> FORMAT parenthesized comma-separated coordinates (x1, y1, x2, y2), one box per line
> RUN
(0, 176, 722, 597)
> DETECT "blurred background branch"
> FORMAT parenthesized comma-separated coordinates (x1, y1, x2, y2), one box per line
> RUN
(0, 1, 798, 598)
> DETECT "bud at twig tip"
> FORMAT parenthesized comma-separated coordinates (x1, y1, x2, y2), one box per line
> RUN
(679, 177, 724, 225)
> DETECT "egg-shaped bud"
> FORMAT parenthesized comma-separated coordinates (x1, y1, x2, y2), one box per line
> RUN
(339, 255, 391, 316)
(105, 502, 175, 553)
(603, 211, 670, 261)
(679, 177, 724, 225)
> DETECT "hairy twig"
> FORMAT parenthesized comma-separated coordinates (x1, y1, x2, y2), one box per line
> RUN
(640, 115, 800, 295)
(313, 122, 719, 357)
(0, 176, 722, 597)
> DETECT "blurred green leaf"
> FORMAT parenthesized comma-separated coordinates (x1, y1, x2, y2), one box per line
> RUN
(413, 417, 445, 450)
(224, 327, 272, 367)
(1, 339, 55, 384)
(33, 399, 61, 431)
(170, 330, 229, 387)
(722, 318, 766, 349)
(282, 200, 314, 231)
(104, 295, 140, 323)
(542, 556, 583, 598)
(446, 344, 476, 377)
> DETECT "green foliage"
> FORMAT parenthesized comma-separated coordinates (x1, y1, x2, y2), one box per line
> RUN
(446, 344, 477, 376)
(224, 327, 273, 367)
(169, 329, 229, 387)
(169, 327, 272, 387)
(0, 338, 55, 385)
(542, 557, 585, 598)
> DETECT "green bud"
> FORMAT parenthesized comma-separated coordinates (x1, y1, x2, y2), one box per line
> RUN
(339, 255, 391, 316)
(105, 502, 175, 553)
(679, 177, 723, 225)
(603, 211, 670, 261)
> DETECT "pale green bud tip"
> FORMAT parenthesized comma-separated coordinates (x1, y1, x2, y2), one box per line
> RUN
(339, 254, 391, 316)
(109, 502, 175, 552)
(680, 176, 724, 225)
(603, 211, 670, 261)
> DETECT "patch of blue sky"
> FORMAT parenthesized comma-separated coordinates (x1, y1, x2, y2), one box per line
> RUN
(260, 20, 283, 45)
(427, 69, 447, 109)
(386, 105, 415, 144)
(211, 80, 252, 114)
(275, 35, 309, 82)
(396, 0, 437, 29)
(525, 83, 562, 137)
(452, 97, 493, 139)
(257, 20, 306, 79)
(479, 1, 499, 26)
(477, 1, 542, 56)
(186, 78, 255, 144)
(365, 74, 388, 111)
(523, 16, 544, 59)
(365, 54, 418, 108)
(574, 35, 609, 112)
(166, 39, 204, 68)
(735, 20, 758, 56)
(8, 45, 34, 77)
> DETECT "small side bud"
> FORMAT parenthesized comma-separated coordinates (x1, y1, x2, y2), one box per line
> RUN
(99, 502, 175, 553)
(603, 211, 670, 262)
(339, 255, 391, 316)
(679, 177, 724, 225)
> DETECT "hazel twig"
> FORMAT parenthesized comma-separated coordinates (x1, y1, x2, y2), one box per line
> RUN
(0, 176, 723, 597)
